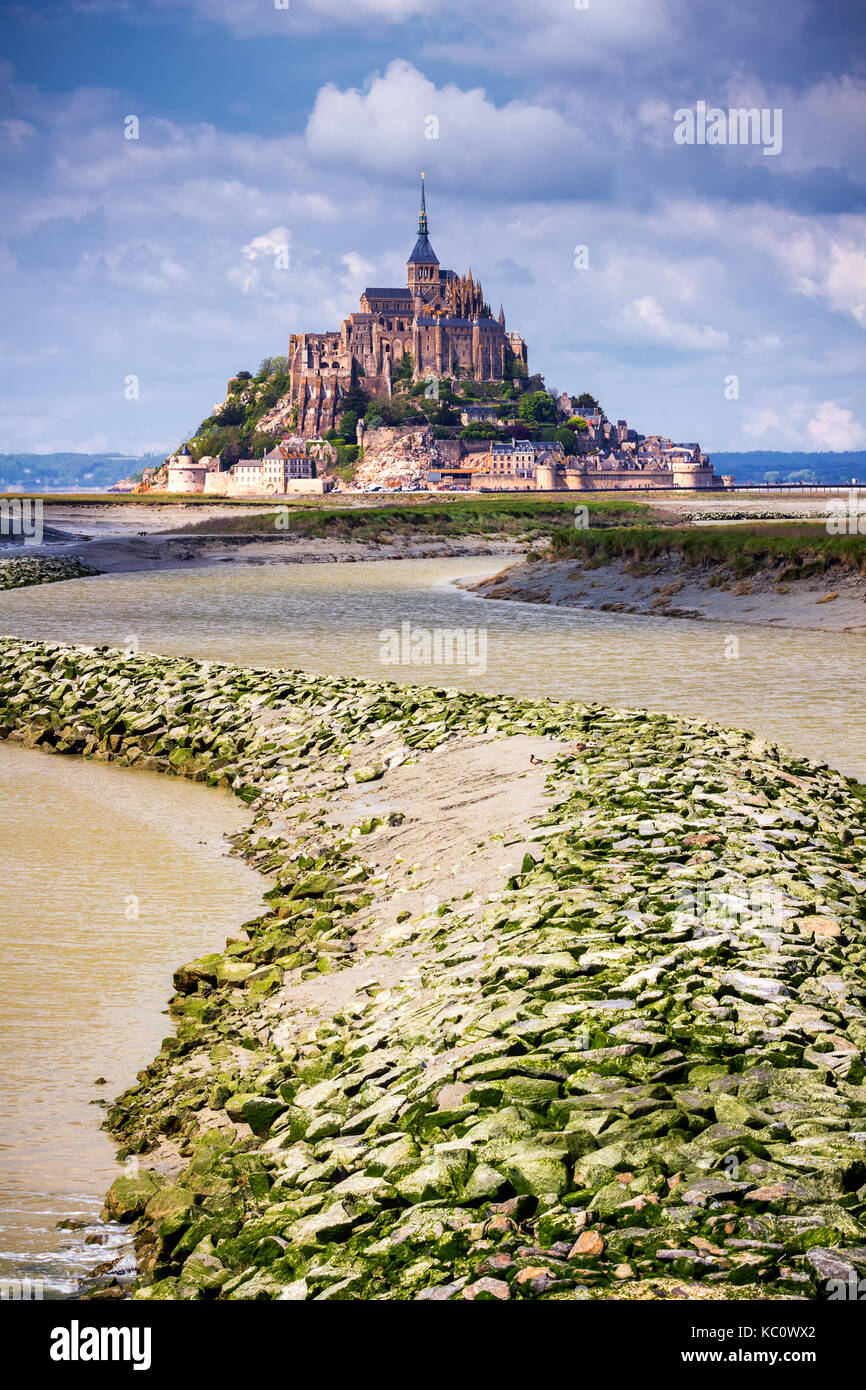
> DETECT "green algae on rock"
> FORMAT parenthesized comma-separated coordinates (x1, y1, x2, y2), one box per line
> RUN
(0, 635, 864, 1302)
(0, 556, 100, 590)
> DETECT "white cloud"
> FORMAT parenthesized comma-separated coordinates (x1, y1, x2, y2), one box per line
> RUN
(305, 60, 585, 196)
(806, 400, 866, 450)
(742, 408, 785, 441)
(1, 36, 865, 455)
(743, 332, 781, 354)
(738, 210, 866, 328)
(148, 0, 426, 38)
(824, 243, 866, 326)
(622, 294, 730, 352)
(228, 227, 292, 295)
(742, 399, 866, 450)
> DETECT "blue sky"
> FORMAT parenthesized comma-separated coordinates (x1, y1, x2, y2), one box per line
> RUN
(1, 0, 864, 455)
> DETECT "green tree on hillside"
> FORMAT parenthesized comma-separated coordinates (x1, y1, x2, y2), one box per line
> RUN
(391, 352, 414, 386)
(458, 422, 499, 440)
(217, 400, 246, 426)
(257, 373, 290, 411)
(338, 410, 358, 444)
(554, 427, 578, 455)
(519, 390, 558, 424)
(340, 383, 370, 416)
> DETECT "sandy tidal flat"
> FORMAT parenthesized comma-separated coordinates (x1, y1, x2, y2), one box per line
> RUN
(464, 556, 866, 633)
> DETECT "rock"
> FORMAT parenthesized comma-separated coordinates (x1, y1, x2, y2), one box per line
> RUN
(504, 1146, 568, 1198)
(396, 1156, 459, 1203)
(680, 1178, 750, 1206)
(181, 1253, 228, 1292)
(797, 916, 842, 939)
(461, 1277, 511, 1301)
(536, 1208, 587, 1245)
(744, 1182, 807, 1203)
(806, 1248, 859, 1284)
(416, 1277, 468, 1301)
(277, 1279, 309, 1301)
(290, 1203, 357, 1248)
(569, 1230, 605, 1259)
(103, 1171, 164, 1222)
(720, 972, 790, 1002)
(463, 1163, 507, 1201)
(173, 953, 222, 992)
(515, 1266, 555, 1293)
(224, 1093, 287, 1135)
(144, 1185, 194, 1242)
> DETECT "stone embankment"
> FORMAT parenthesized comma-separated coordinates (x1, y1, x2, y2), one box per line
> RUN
(1, 636, 865, 1301)
(0, 556, 99, 589)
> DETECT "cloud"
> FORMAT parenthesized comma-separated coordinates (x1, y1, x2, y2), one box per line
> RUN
(2, 0, 866, 454)
(824, 243, 866, 326)
(741, 398, 866, 450)
(340, 251, 376, 291)
(806, 400, 866, 450)
(749, 215, 866, 327)
(742, 408, 786, 441)
(305, 60, 595, 199)
(743, 333, 782, 353)
(622, 294, 730, 352)
(229, 227, 292, 295)
(491, 258, 534, 286)
(151, 0, 426, 35)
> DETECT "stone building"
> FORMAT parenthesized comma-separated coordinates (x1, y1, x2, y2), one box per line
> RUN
(165, 440, 329, 497)
(287, 177, 528, 436)
(166, 444, 215, 494)
(427, 439, 565, 490)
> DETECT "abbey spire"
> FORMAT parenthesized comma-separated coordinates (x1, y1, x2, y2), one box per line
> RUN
(407, 172, 439, 273)
(418, 171, 429, 235)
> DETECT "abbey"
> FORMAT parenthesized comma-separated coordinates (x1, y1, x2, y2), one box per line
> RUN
(287, 177, 528, 437)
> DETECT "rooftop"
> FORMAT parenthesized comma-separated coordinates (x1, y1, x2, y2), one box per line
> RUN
(362, 288, 412, 299)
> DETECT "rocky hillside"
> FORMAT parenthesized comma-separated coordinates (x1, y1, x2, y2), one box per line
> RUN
(1, 637, 865, 1301)
(353, 426, 446, 490)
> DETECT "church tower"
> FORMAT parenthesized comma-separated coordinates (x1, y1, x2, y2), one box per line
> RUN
(407, 173, 440, 300)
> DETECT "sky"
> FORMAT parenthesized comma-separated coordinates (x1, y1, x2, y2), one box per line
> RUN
(0, 0, 864, 456)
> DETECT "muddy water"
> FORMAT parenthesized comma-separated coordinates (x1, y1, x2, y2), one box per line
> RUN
(1, 555, 863, 780)
(0, 742, 264, 1296)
